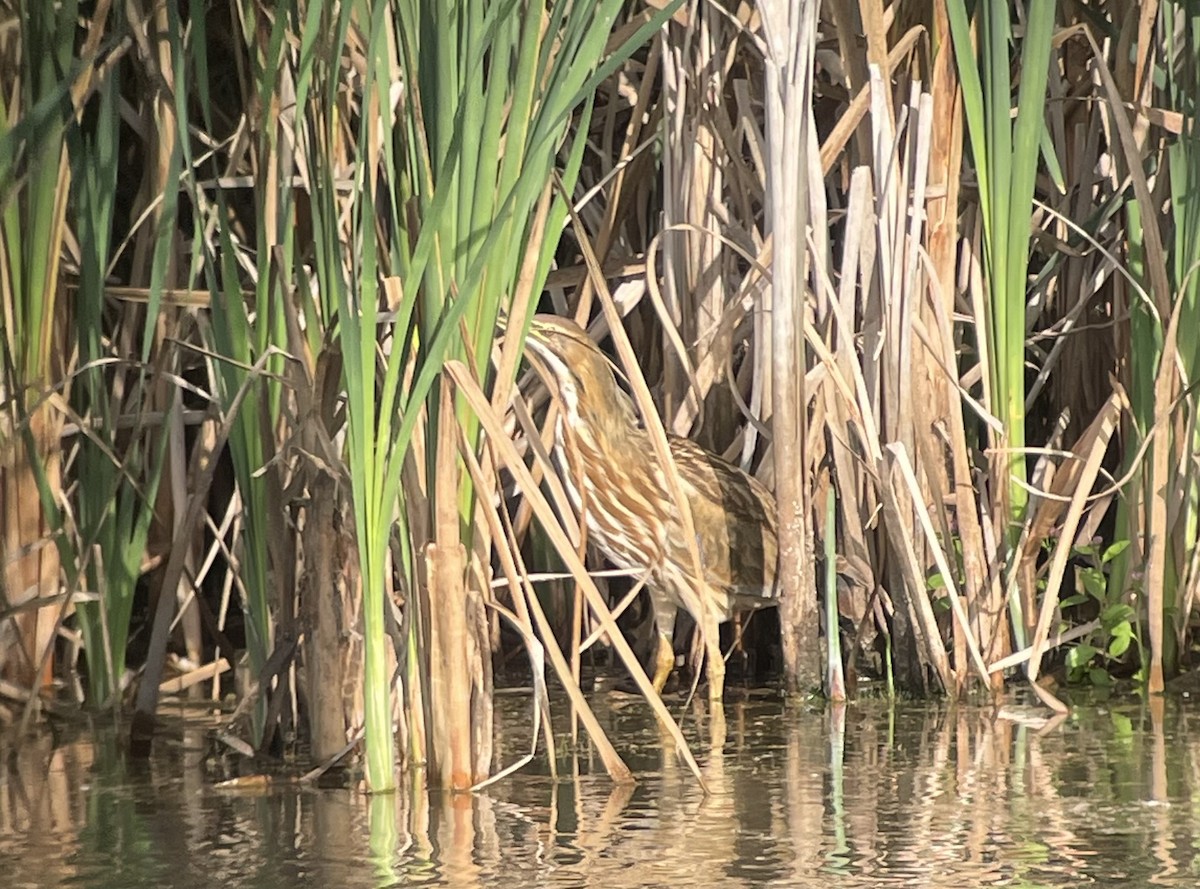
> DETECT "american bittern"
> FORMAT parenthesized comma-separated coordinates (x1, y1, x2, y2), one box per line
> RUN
(521, 314, 779, 698)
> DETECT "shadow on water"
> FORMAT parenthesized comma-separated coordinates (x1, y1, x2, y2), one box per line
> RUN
(2, 693, 1199, 888)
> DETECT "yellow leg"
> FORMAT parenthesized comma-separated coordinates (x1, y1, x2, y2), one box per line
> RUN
(704, 613, 725, 703)
(651, 632, 675, 693)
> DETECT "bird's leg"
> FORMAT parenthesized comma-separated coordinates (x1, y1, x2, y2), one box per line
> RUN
(703, 611, 725, 703)
(650, 604, 678, 693)
(651, 632, 675, 693)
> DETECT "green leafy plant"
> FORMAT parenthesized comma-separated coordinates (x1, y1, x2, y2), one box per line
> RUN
(1061, 539, 1138, 686)
(945, 0, 1057, 651)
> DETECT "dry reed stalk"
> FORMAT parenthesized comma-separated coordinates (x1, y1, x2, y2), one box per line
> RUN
(760, 0, 821, 693)
(661, 6, 733, 442)
(449, 358, 709, 785)
(300, 472, 355, 763)
(1083, 22, 1175, 692)
(428, 379, 471, 788)
(823, 168, 876, 631)
(455, 419, 555, 783)
(0, 408, 63, 690)
(131, 348, 277, 746)
(0, 0, 83, 692)
(914, 73, 1008, 683)
(1025, 388, 1125, 710)
(888, 442, 989, 687)
(559, 193, 728, 703)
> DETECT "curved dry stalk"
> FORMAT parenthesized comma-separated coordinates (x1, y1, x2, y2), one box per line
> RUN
(886, 442, 990, 687)
(1025, 388, 1126, 709)
(560, 184, 728, 703)
(446, 359, 707, 789)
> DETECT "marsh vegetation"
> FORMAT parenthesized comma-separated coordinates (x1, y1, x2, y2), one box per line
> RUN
(2, 0, 1200, 801)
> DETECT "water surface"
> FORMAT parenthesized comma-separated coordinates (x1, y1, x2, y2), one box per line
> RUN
(3, 693, 1198, 887)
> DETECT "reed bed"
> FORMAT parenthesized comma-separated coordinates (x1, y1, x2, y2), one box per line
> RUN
(1, 0, 1199, 792)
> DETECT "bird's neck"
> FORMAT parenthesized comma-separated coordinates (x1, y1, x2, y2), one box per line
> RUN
(559, 385, 647, 455)
(587, 403, 647, 450)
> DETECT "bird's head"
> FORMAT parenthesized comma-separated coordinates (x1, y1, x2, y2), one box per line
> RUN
(520, 314, 638, 431)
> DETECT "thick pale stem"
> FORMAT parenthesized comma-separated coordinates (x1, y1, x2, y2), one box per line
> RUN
(762, 0, 821, 692)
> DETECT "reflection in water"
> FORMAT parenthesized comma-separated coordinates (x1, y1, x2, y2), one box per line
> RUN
(2, 695, 1200, 887)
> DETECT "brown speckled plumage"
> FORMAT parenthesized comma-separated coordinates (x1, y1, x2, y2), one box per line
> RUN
(521, 314, 779, 692)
